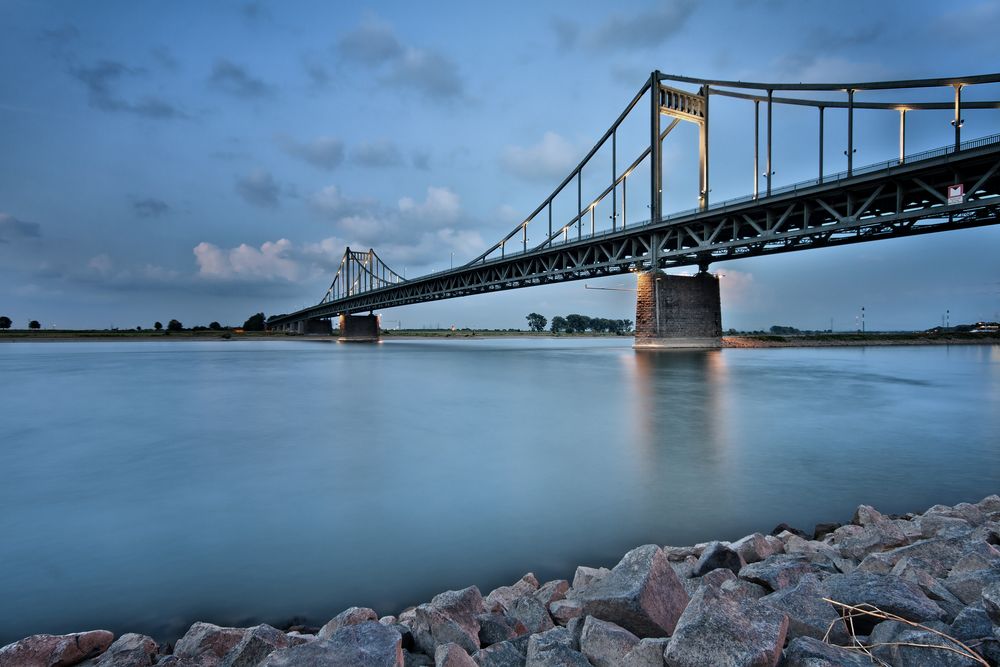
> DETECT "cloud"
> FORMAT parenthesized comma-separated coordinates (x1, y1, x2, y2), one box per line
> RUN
(133, 197, 170, 218)
(0, 213, 42, 243)
(151, 46, 178, 71)
(500, 131, 579, 181)
(281, 136, 345, 170)
(336, 18, 404, 66)
(336, 18, 464, 100)
(309, 184, 378, 219)
(352, 139, 403, 168)
(398, 186, 461, 223)
(554, 2, 697, 52)
(194, 239, 300, 282)
(307, 184, 484, 268)
(87, 254, 113, 275)
(208, 59, 274, 99)
(70, 60, 186, 119)
(235, 170, 282, 208)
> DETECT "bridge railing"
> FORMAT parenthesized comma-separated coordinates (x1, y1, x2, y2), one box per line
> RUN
(478, 131, 1000, 262)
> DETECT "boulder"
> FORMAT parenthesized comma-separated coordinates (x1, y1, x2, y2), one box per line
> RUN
(548, 600, 583, 625)
(319, 607, 379, 639)
(771, 523, 809, 539)
(571, 567, 609, 591)
(857, 535, 978, 578)
(476, 613, 527, 647)
(174, 623, 247, 664)
(435, 643, 477, 667)
(690, 542, 743, 577)
(812, 522, 842, 541)
(890, 557, 966, 621)
(508, 596, 553, 635)
(758, 574, 846, 643)
(0, 630, 115, 667)
(568, 544, 688, 637)
(823, 572, 945, 629)
(730, 533, 783, 564)
(720, 578, 768, 600)
(781, 636, 873, 667)
(661, 546, 704, 562)
(976, 494, 1000, 517)
(260, 622, 402, 667)
(471, 639, 526, 667)
(619, 638, 668, 667)
(485, 575, 539, 614)
(663, 585, 787, 667)
(92, 633, 159, 667)
(412, 587, 486, 655)
(949, 605, 994, 643)
(943, 567, 1000, 605)
(533, 581, 569, 608)
(405, 651, 434, 667)
(826, 509, 909, 559)
(578, 617, 639, 667)
(871, 624, 983, 666)
(738, 555, 826, 592)
(219, 624, 292, 667)
(523, 628, 591, 667)
(950, 542, 1000, 573)
(983, 581, 1000, 624)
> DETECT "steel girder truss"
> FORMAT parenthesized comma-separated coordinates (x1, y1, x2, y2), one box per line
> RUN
(272, 142, 1000, 323)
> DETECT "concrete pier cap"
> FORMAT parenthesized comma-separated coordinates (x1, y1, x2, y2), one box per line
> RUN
(634, 268, 722, 349)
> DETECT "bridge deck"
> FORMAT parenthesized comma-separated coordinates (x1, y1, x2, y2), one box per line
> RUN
(270, 136, 1000, 326)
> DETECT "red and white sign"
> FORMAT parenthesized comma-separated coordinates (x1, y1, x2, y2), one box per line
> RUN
(947, 183, 964, 205)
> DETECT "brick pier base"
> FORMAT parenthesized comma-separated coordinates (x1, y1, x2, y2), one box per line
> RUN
(634, 271, 722, 349)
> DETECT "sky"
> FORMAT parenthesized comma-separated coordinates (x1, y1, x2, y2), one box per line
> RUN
(1, 0, 999, 332)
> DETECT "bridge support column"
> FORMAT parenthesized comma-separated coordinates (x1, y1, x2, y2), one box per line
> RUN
(634, 270, 722, 349)
(339, 314, 380, 342)
(304, 318, 333, 335)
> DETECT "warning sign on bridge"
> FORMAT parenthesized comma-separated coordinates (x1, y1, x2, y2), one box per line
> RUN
(947, 183, 964, 205)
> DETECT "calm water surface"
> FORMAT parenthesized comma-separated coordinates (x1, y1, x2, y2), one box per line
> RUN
(1, 339, 998, 643)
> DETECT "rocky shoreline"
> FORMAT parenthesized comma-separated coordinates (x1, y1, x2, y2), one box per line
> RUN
(3, 496, 999, 667)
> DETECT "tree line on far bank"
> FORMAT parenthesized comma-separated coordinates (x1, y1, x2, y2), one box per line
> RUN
(526, 312, 634, 334)
(0, 313, 270, 333)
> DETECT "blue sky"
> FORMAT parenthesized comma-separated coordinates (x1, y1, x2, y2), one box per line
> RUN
(1, 0, 998, 331)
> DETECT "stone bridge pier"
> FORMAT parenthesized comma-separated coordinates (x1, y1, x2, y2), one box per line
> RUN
(339, 314, 380, 342)
(634, 270, 722, 349)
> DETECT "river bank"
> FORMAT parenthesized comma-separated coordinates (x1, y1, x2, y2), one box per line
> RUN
(3, 495, 998, 666)
(3, 330, 999, 347)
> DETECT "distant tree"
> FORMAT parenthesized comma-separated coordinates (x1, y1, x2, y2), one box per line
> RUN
(192, 325, 208, 332)
(208, 321, 223, 331)
(243, 312, 266, 331)
(564, 314, 591, 333)
(526, 312, 547, 332)
(770, 325, 801, 335)
(167, 319, 183, 332)
(550, 316, 568, 333)
(154, 321, 163, 331)
(0, 316, 11, 329)
(29, 320, 41, 329)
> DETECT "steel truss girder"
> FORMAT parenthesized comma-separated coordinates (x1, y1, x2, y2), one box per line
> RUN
(271, 146, 1000, 325)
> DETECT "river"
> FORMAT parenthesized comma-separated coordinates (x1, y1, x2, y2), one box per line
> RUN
(1, 338, 998, 643)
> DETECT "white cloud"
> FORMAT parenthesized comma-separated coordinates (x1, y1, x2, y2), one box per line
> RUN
(398, 186, 461, 222)
(501, 132, 579, 181)
(193, 239, 299, 282)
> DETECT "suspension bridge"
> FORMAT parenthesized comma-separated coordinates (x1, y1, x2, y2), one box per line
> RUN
(269, 71, 1000, 346)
